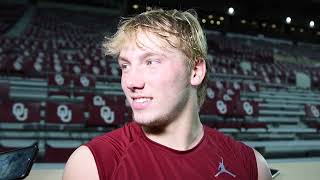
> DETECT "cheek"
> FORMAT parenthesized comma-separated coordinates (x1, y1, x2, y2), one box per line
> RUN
(121, 76, 125, 89)
(152, 68, 189, 92)
(121, 75, 129, 94)
(170, 66, 190, 86)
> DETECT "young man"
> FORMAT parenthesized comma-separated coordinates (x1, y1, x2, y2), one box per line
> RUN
(63, 9, 272, 180)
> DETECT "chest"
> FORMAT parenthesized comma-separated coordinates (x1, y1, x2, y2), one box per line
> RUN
(111, 145, 250, 180)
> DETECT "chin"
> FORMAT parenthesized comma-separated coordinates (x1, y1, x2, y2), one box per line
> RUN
(133, 112, 171, 128)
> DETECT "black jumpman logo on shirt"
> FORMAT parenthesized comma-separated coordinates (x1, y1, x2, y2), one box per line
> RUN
(214, 157, 236, 178)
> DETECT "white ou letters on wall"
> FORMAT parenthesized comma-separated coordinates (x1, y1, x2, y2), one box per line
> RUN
(249, 84, 256, 91)
(93, 95, 105, 106)
(100, 106, 115, 124)
(57, 105, 72, 123)
(233, 82, 240, 90)
(243, 101, 253, 115)
(54, 74, 64, 86)
(80, 76, 90, 87)
(12, 103, 28, 121)
(311, 105, 320, 118)
(206, 88, 215, 99)
(216, 100, 227, 114)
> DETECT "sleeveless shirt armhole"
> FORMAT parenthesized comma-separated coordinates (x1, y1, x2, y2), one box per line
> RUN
(221, 132, 258, 180)
(84, 123, 140, 180)
(237, 141, 258, 180)
(204, 127, 258, 179)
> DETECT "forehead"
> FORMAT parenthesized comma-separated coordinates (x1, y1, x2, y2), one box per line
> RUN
(119, 29, 180, 57)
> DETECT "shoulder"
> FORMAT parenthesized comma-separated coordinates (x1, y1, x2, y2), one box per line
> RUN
(87, 122, 141, 152)
(253, 149, 272, 180)
(70, 122, 141, 179)
(63, 146, 99, 180)
(204, 126, 253, 156)
(203, 126, 239, 146)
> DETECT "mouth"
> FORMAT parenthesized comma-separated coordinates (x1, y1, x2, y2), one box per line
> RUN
(131, 96, 153, 110)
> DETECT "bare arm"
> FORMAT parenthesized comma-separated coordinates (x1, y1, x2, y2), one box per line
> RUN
(253, 149, 272, 180)
(63, 145, 99, 180)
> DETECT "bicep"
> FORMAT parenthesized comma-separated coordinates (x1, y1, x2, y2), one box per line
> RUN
(253, 149, 272, 180)
(63, 145, 99, 180)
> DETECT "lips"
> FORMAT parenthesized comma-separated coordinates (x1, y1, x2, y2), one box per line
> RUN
(131, 96, 153, 110)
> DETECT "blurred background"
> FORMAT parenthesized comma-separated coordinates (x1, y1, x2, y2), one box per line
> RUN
(0, 0, 319, 178)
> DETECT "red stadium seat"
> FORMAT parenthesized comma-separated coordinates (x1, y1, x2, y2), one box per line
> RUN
(231, 81, 243, 91)
(213, 80, 225, 91)
(48, 73, 72, 97)
(25, 59, 46, 77)
(200, 86, 219, 115)
(244, 82, 259, 92)
(45, 102, 84, 125)
(234, 100, 259, 118)
(302, 104, 320, 129)
(0, 82, 9, 101)
(105, 62, 120, 78)
(48, 73, 71, 87)
(69, 64, 83, 75)
(214, 99, 232, 116)
(73, 74, 96, 88)
(0, 101, 41, 123)
(86, 65, 102, 76)
(305, 104, 320, 119)
(73, 75, 96, 97)
(85, 94, 126, 126)
(43, 144, 76, 163)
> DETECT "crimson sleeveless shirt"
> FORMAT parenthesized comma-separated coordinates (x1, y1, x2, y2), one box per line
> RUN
(86, 122, 257, 180)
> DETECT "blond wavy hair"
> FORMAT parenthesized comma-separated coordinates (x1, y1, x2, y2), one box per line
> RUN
(103, 9, 209, 108)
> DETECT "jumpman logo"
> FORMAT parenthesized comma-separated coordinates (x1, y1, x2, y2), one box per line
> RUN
(214, 157, 236, 178)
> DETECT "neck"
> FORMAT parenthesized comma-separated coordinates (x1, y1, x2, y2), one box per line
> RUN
(142, 107, 204, 151)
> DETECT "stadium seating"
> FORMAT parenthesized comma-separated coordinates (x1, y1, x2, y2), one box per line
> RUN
(85, 94, 127, 127)
(45, 102, 84, 127)
(0, 100, 41, 123)
(0, 3, 319, 160)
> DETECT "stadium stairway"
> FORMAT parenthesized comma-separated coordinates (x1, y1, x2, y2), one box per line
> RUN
(6, 4, 35, 37)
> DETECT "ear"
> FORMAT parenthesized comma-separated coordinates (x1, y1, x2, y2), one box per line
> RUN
(190, 58, 206, 86)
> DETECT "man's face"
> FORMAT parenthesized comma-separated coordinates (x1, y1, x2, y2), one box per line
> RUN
(118, 30, 193, 127)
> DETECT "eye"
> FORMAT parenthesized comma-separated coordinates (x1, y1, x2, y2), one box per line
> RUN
(120, 63, 129, 70)
(146, 59, 160, 66)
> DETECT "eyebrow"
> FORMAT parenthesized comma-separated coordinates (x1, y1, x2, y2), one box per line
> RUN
(118, 52, 163, 63)
(118, 56, 130, 64)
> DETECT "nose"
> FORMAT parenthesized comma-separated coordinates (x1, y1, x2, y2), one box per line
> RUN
(123, 67, 145, 92)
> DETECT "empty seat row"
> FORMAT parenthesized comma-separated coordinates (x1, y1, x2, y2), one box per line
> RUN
(0, 94, 130, 127)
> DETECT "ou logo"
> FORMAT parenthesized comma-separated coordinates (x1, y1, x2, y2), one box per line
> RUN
(233, 82, 240, 90)
(80, 76, 90, 87)
(100, 106, 115, 124)
(206, 88, 215, 99)
(249, 84, 256, 91)
(311, 105, 319, 118)
(243, 101, 253, 115)
(12, 103, 28, 121)
(54, 74, 64, 86)
(93, 96, 105, 106)
(216, 100, 227, 114)
(57, 105, 72, 123)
